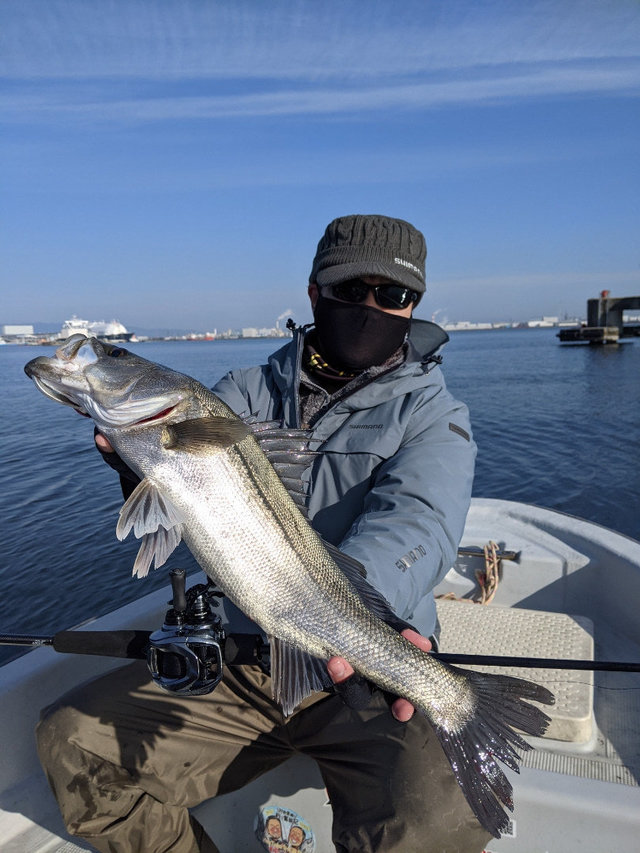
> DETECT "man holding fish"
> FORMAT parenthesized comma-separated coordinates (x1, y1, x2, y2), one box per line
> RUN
(32, 215, 531, 852)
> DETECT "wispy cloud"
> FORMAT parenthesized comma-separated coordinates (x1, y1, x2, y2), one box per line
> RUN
(1, 0, 639, 125)
(3, 60, 639, 125)
(2, 0, 639, 80)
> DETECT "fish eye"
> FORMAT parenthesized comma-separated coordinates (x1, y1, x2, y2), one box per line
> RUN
(107, 346, 127, 358)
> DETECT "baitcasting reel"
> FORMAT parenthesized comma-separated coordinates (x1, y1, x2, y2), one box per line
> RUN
(147, 568, 228, 696)
(147, 569, 269, 696)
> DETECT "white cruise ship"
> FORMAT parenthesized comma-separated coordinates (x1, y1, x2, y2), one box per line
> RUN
(58, 316, 134, 343)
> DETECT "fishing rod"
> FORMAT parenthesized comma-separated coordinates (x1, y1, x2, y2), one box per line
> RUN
(3, 632, 639, 672)
(3, 569, 640, 691)
(431, 654, 640, 672)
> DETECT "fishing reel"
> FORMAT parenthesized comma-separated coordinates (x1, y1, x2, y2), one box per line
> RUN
(147, 569, 269, 696)
(147, 569, 227, 696)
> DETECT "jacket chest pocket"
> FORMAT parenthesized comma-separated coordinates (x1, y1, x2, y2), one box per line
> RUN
(318, 410, 406, 459)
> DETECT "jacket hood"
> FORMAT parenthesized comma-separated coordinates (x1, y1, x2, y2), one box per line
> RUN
(267, 318, 450, 420)
(406, 318, 449, 360)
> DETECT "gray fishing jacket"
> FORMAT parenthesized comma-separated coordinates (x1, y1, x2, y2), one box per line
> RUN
(212, 320, 476, 639)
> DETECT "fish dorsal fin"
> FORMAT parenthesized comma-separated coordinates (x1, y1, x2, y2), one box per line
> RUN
(116, 478, 185, 578)
(269, 636, 333, 717)
(163, 416, 251, 452)
(323, 541, 368, 578)
(269, 543, 400, 716)
(323, 540, 402, 625)
(246, 419, 320, 518)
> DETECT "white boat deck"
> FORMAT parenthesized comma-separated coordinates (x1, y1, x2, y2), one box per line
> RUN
(436, 597, 640, 790)
(1, 499, 639, 852)
(435, 599, 596, 743)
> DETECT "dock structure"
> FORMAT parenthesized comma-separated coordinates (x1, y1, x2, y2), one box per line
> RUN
(558, 291, 640, 344)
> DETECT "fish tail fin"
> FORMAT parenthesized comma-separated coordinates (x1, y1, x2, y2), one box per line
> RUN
(429, 667, 554, 838)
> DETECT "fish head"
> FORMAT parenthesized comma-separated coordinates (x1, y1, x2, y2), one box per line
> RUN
(24, 335, 193, 432)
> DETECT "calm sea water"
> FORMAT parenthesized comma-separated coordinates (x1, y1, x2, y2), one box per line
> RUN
(1, 330, 639, 663)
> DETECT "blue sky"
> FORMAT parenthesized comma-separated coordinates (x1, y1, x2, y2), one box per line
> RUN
(2, 0, 639, 332)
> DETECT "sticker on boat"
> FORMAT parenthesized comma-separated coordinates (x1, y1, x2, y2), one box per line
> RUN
(255, 804, 316, 851)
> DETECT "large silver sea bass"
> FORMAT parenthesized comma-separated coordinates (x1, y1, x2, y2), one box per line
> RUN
(25, 335, 554, 838)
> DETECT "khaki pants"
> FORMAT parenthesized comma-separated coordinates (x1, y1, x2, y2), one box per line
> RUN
(36, 661, 491, 853)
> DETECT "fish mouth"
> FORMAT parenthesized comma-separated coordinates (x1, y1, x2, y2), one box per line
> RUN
(30, 374, 88, 415)
(56, 334, 92, 361)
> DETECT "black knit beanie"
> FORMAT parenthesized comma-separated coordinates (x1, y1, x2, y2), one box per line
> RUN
(310, 214, 426, 293)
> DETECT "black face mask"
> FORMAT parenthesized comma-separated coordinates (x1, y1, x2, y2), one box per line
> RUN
(313, 294, 411, 372)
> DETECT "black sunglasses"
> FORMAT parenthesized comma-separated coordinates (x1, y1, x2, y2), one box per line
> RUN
(325, 279, 420, 310)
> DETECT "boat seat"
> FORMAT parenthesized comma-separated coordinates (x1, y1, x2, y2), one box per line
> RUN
(435, 599, 594, 743)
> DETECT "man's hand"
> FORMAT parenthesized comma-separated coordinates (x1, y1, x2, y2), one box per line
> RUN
(327, 628, 432, 722)
(94, 431, 140, 492)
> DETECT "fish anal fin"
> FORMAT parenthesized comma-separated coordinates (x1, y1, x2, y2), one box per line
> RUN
(163, 416, 251, 453)
(270, 636, 332, 717)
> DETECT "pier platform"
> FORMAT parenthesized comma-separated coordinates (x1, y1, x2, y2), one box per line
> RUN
(558, 326, 620, 344)
(558, 291, 640, 344)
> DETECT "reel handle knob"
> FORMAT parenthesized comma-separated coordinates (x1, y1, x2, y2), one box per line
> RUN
(170, 569, 187, 614)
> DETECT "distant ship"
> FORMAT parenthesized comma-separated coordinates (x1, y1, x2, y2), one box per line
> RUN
(58, 316, 134, 343)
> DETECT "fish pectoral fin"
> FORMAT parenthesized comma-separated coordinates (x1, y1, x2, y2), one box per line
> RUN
(269, 636, 333, 717)
(163, 416, 251, 453)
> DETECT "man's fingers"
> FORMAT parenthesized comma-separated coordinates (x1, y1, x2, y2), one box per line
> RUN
(326, 656, 355, 684)
(328, 631, 433, 719)
(327, 657, 373, 710)
(400, 628, 432, 652)
(95, 433, 114, 453)
(392, 698, 416, 722)
(328, 631, 430, 685)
